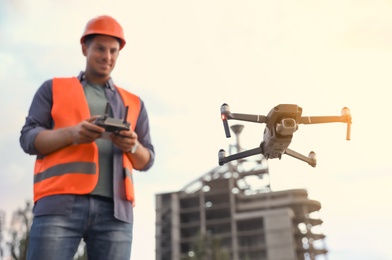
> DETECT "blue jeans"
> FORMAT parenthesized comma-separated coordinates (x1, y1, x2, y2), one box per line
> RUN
(27, 195, 133, 260)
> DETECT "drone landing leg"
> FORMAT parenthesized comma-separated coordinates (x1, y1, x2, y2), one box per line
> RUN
(219, 147, 263, 166)
(285, 148, 317, 167)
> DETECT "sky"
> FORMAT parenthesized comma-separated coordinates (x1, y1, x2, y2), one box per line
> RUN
(0, 0, 392, 259)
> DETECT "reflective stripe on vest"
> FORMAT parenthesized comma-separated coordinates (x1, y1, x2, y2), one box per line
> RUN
(33, 77, 141, 205)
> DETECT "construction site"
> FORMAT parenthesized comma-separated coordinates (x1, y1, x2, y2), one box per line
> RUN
(155, 125, 328, 260)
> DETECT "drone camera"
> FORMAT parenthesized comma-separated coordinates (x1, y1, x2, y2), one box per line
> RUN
(276, 118, 298, 136)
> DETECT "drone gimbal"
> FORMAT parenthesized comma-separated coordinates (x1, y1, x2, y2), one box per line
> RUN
(218, 104, 352, 167)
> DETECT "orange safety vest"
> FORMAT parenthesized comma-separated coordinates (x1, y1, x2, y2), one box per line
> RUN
(33, 77, 141, 204)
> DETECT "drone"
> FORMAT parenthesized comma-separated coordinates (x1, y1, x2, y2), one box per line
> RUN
(218, 103, 352, 167)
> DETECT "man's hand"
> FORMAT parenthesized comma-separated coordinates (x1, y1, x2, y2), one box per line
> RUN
(34, 116, 105, 155)
(110, 129, 151, 170)
(110, 130, 138, 153)
(71, 117, 105, 144)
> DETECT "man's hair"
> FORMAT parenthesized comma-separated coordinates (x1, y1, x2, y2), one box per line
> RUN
(83, 34, 122, 47)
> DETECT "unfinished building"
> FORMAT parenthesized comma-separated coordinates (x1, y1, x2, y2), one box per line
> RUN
(155, 125, 328, 260)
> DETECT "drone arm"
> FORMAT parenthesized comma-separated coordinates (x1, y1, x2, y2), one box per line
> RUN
(229, 113, 267, 124)
(221, 103, 267, 138)
(346, 120, 351, 140)
(222, 113, 267, 138)
(219, 147, 263, 166)
(222, 117, 231, 138)
(300, 115, 352, 141)
(300, 107, 352, 140)
(285, 148, 317, 167)
(299, 116, 349, 124)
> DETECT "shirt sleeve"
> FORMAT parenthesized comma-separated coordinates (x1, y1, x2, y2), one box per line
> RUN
(19, 79, 53, 155)
(135, 99, 155, 171)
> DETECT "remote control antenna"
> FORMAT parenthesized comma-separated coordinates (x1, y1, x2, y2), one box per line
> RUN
(103, 102, 110, 119)
(123, 106, 129, 123)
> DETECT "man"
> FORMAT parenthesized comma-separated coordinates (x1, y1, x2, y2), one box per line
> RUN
(20, 15, 155, 260)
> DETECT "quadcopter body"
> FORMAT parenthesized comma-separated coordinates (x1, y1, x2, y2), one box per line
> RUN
(219, 103, 352, 167)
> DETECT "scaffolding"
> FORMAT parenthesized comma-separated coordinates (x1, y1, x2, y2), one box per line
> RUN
(155, 125, 328, 260)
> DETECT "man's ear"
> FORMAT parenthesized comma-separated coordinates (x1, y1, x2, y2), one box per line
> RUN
(81, 43, 88, 56)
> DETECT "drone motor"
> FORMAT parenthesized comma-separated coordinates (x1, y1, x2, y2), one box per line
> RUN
(218, 149, 226, 166)
(308, 151, 317, 167)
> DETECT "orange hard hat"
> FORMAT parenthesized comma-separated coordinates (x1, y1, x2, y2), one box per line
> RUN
(80, 15, 126, 50)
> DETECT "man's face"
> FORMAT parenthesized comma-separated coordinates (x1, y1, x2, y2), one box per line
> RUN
(82, 35, 120, 81)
